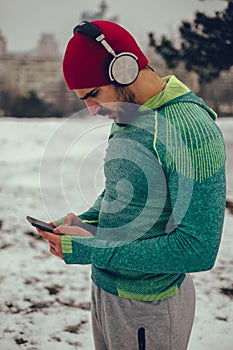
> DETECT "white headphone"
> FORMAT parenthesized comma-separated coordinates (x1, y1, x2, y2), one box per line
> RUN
(73, 21, 139, 86)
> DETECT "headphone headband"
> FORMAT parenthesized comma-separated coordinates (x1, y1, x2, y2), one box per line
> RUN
(73, 21, 103, 40)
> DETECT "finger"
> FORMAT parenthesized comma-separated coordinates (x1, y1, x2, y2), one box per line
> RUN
(39, 230, 53, 240)
(63, 213, 75, 225)
(50, 244, 63, 259)
(49, 241, 56, 248)
(63, 213, 82, 226)
(37, 227, 55, 238)
(36, 227, 45, 235)
(53, 225, 92, 236)
(49, 244, 60, 254)
(50, 221, 57, 227)
(53, 225, 78, 235)
(50, 245, 56, 254)
(40, 231, 61, 244)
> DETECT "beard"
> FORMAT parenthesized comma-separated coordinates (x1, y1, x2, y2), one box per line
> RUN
(98, 86, 139, 125)
(115, 85, 136, 104)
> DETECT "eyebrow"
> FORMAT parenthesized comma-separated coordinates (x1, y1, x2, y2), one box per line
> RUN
(79, 88, 99, 100)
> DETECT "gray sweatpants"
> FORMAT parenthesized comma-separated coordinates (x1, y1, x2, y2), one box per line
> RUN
(91, 274, 195, 350)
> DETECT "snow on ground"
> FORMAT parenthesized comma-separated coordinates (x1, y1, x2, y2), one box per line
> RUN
(0, 116, 232, 350)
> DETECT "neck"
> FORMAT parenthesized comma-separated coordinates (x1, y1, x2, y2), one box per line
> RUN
(130, 68, 165, 105)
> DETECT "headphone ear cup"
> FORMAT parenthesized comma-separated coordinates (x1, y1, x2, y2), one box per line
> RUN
(109, 53, 139, 85)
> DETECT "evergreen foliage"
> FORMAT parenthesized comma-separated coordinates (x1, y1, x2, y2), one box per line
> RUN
(149, 1, 233, 85)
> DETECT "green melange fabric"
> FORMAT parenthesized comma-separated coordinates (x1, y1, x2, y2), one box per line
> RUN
(61, 75, 226, 301)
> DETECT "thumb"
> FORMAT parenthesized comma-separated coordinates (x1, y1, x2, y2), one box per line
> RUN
(53, 224, 79, 235)
(53, 225, 93, 237)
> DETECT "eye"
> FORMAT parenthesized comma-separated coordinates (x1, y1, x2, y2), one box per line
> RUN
(90, 89, 99, 98)
(78, 88, 100, 100)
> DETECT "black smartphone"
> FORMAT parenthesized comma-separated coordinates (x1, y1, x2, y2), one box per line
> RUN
(26, 216, 55, 233)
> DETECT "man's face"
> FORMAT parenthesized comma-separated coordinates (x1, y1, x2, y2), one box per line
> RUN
(74, 84, 138, 124)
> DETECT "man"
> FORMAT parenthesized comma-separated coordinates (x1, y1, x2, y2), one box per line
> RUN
(38, 20, 226, 349)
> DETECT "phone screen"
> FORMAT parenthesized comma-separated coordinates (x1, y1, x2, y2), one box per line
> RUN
(26, 216, 55, 233)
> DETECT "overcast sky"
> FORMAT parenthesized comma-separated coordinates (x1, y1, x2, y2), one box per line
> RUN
(0, 0, 226, 54)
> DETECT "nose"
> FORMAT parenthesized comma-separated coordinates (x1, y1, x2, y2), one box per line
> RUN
(85, 99, 101, 116)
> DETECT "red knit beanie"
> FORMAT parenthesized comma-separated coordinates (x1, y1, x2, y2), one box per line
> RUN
(63, 20, 148, 89)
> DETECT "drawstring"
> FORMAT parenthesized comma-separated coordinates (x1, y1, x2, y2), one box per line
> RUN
(138, 327, 146, 350)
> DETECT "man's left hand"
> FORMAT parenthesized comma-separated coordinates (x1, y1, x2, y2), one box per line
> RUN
(37, 225, 93, 260)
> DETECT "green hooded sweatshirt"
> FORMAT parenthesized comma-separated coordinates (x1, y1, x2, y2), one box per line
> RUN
(61, 75, 226, 301)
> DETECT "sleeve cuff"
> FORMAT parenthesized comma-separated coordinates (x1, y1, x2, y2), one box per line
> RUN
(61, 235, 72, 253)
(56, 217, 65, 226)
(61, 235, 95, 265)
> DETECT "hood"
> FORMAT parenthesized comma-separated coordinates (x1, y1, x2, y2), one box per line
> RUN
(142, 75, 217, 121)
